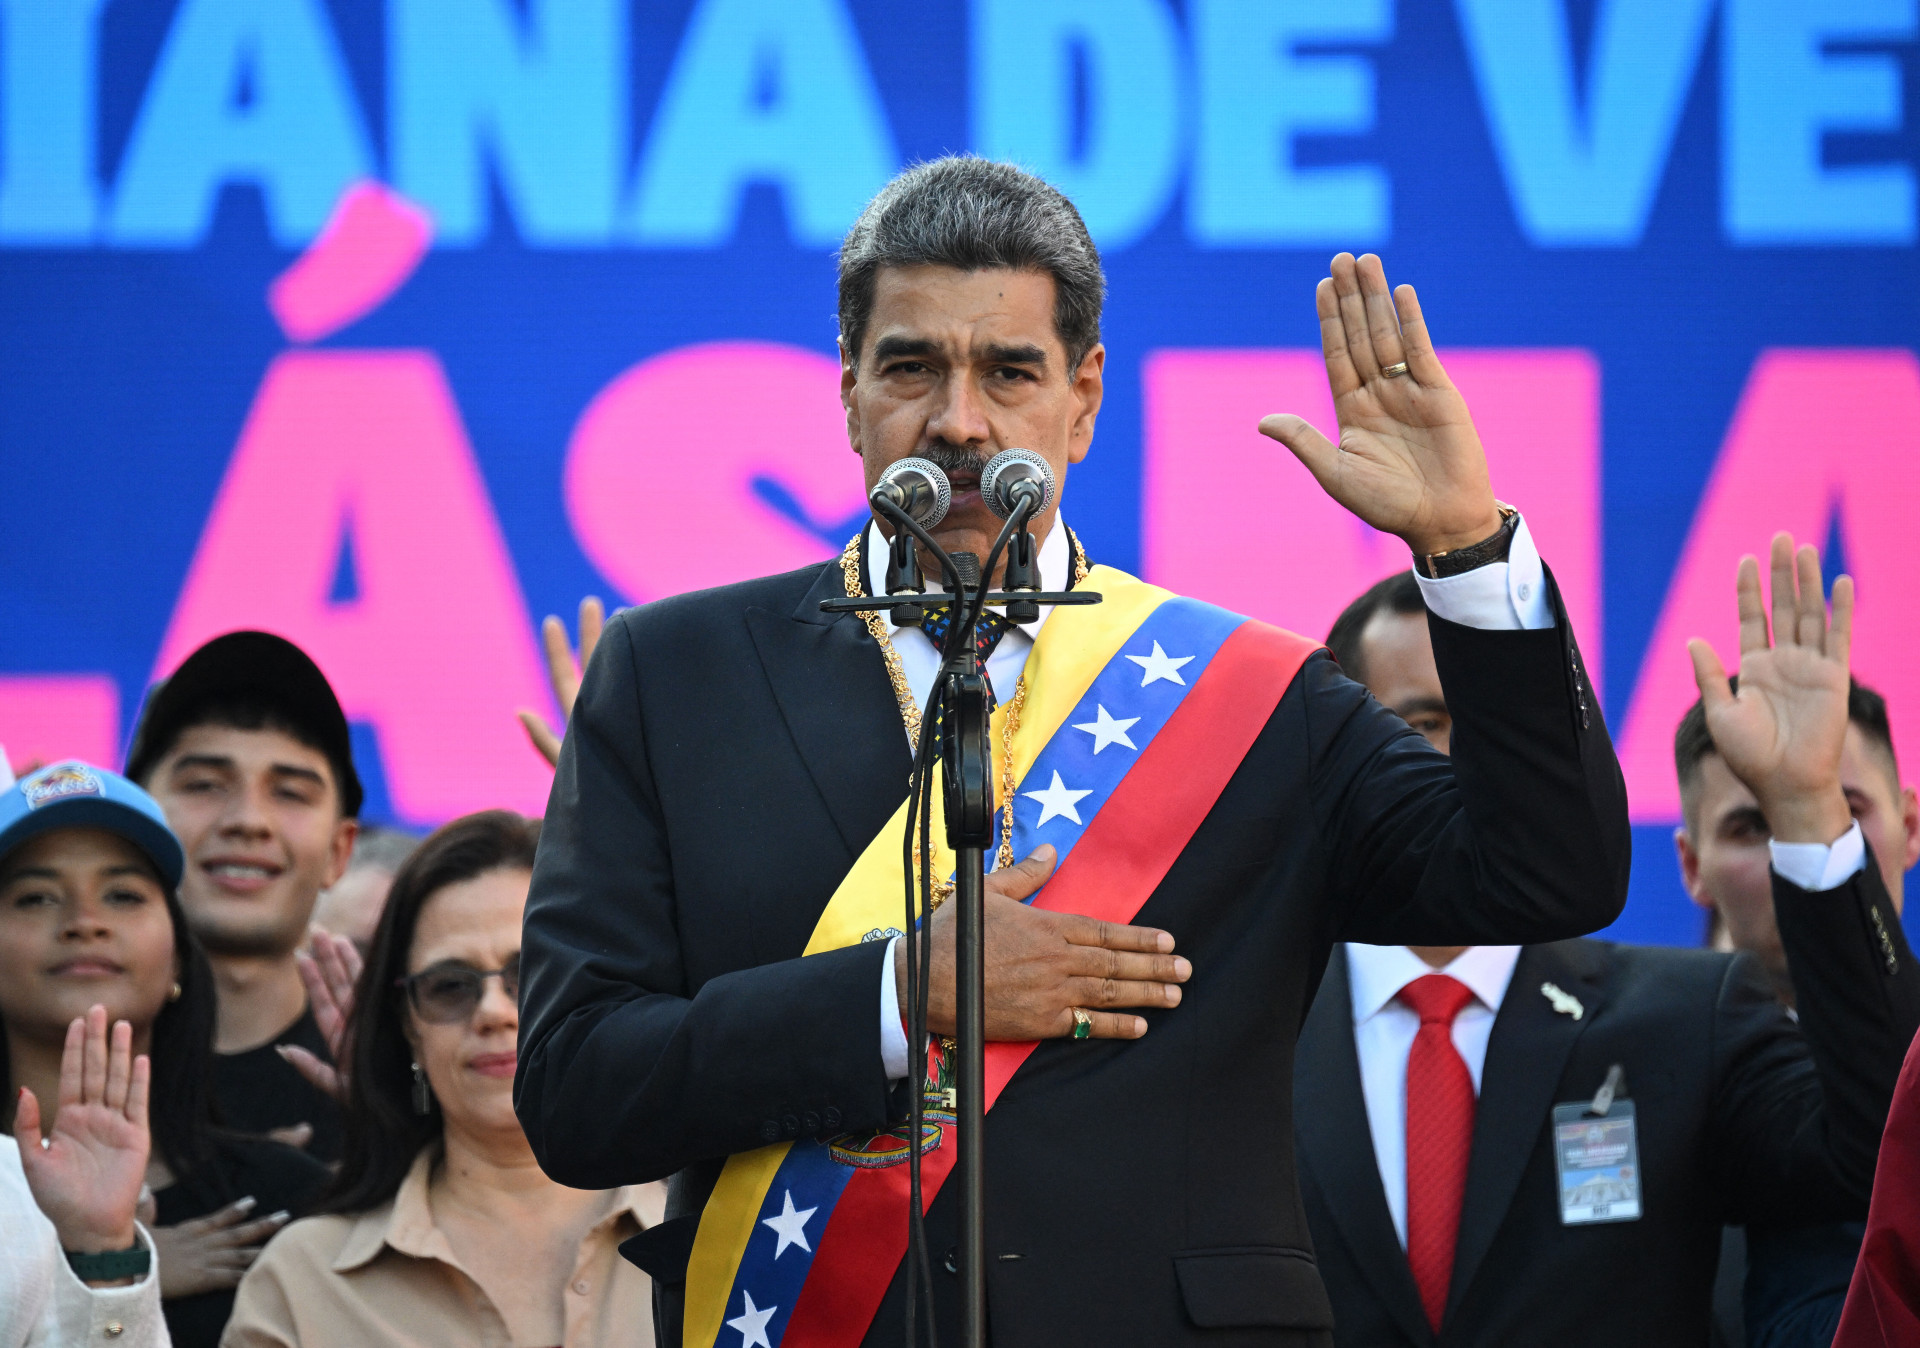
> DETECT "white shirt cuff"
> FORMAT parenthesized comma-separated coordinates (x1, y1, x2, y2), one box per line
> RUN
(1412, 513, 1553, 631)
(51, 1222, 166, 1347)
(1770, 821, 1868, 892)
(881, 936, 909, 1082)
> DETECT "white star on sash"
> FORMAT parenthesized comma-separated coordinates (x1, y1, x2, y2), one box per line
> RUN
(727, 1290, 777, 1348)
(1126, 641, 1194, 686)
(761, 1189, 817, 1258)
(1024, 770, 1094, 826)
(1072, 704, 1140, 754)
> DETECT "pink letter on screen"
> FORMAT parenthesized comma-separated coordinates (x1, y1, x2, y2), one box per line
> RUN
(1616, 350, 1920, 822)
(1143, 349, 1602, 690)
(565, 342, 866, 603)
(267, 182, 432, 344)
(154, 351, 555, 824)
(0, 676, 120, 774)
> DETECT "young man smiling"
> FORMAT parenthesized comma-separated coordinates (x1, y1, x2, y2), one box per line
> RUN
(127, 632, 360, 1161)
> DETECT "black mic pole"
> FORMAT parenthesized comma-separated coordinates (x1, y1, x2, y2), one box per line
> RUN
(939, 550, 994, 1348)
(819, 484, 1097, 1348)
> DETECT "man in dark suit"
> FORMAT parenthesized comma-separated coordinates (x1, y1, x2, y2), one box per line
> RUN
(1296, 540, 1920, 1347)
(1676, 672, 1920, 1348)
(516, 157, 1630, 1347)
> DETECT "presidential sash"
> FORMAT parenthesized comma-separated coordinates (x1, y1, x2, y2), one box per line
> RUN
(685, 566, 1319, 1348)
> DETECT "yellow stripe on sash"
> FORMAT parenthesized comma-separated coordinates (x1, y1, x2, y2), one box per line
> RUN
(683, 565, 1169, 1348)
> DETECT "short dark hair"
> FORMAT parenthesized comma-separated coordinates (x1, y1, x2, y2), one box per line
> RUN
(1675, 676, 1900, 821)
(1326, 571, 1425, 685)
(322, 810, 541, 1216)
(837, 156, 1105, 373)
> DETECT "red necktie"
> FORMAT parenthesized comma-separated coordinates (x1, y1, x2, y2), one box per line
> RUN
(1400, 973, 1477, 1333)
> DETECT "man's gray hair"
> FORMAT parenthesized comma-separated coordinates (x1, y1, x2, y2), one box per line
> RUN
(837, 156, 1105, 373)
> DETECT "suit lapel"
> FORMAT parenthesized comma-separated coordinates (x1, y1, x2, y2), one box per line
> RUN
(743, 561, 912, 859)
(1447, 940, 1611, 1316)
(1296, 949, 1435, 1346)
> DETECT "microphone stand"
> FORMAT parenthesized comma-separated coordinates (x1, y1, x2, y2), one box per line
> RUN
(821, 497, 1099, 1348)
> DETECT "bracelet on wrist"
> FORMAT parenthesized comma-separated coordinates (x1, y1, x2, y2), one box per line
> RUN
(64, 1239, 149, 1283)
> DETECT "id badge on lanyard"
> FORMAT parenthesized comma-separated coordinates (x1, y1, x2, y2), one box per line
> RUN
(1551, 1064, 1642, 1225)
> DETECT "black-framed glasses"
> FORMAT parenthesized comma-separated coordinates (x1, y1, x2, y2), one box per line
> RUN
(397, 953, 520, 1024)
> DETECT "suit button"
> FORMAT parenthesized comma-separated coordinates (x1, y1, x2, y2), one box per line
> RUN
(782, 1114, 800, 1137)
(823, 1107, 843, 1131)
(944, 1245, 958, 1275)
(760, 1120, 780, 1143)
(801, 1110, 821, 1135)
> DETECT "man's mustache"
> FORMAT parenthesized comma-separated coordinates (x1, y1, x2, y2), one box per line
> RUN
(917, 444, 992, 482)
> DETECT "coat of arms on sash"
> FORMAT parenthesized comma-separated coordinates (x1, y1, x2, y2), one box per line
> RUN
(827, 1037, 956, 1169)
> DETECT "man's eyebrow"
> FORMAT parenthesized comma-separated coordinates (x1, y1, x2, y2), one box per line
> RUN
(871, 335, 939, 363)
(268, 764, 328, 788)
(1717, 803, 1770, 831)
(981, 341, 1048, 367)
(1391, 696, 1450, 720)
(0, 865, 59, 883)
(169, 754, 236, 774)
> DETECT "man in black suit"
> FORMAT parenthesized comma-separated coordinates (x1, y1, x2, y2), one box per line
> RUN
(1676, 674, 1920, 1347)
(1296, 539, 1920, 1347)
(516, 157, 1629, 1347)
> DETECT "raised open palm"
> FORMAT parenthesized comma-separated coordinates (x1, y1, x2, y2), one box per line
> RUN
(1258, 253, 1501, 556)
(1687, 533, 1853, 842)
(16, 1005, 150, 1255)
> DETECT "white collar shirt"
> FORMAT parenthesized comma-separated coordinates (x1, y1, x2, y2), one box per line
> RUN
(859, 516, 1072, 738)
(1342, 942, 1522, 1249)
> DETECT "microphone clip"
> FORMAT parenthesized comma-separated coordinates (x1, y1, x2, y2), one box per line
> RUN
(884, 530, 926, 627)
(1000, 527, 1040, 625)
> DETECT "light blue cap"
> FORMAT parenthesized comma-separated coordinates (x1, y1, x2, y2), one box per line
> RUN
(0, 761, 185, 890)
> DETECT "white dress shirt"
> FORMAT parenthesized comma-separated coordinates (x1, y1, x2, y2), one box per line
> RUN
(1344, 942, 1523, 1249)
(876, 513, 1555, 1080)
(0, 1135, 168, 1348)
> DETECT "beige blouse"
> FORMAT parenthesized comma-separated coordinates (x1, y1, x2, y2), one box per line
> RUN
(219, 1148, 665, 1348)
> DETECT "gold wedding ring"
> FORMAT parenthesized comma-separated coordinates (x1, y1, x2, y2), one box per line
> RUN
(1381, 361, 1410, 378)
(1070, 1006, 1094, 1040)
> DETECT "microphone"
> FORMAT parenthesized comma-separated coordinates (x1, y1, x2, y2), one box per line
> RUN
(870, 457, 951, 527)
(981, 449, 1055, 520)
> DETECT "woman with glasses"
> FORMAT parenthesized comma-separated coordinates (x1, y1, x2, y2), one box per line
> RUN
(222, 810, 664, 1347)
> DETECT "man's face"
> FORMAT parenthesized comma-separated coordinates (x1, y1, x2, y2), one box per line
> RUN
(842, 265, 1104, 573)
(145, 724, 357, 959)
(1356, 609, 1451, 754)
(1354, 607, 1469, 969)
(1678, 727, 1920, 990)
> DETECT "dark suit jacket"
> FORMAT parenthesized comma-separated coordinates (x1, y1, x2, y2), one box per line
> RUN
(1296, 862, 1920, 1348)
(515, 556, 1629, 1348)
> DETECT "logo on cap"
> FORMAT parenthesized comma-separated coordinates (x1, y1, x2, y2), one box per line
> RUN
(22, 764, 104, 810)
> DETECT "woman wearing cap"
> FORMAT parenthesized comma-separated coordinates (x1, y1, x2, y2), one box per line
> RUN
(0, 761, 328, 1348)
(222, 811, 662, 1348)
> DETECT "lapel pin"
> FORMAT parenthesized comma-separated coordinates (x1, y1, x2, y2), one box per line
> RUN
(1540, 981, 1584, 1020)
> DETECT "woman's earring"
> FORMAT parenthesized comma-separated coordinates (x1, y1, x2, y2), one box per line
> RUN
(167, 981, 183, 1002)
(411, 1062, 432, 1115)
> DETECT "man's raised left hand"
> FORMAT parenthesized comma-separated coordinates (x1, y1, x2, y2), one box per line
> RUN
(1257, 252, 1503, 558)
(1688, 533, 1854, 845)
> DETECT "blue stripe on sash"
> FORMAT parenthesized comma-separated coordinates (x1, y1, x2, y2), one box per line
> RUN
(1002, 597, 1246, 881)
(726, 1140, 855, 1345)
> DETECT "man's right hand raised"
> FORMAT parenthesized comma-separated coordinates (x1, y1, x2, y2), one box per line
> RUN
(897, 844, 1191, 1041)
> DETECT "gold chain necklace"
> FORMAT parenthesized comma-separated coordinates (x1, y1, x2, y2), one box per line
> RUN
(838, 526, 1089, 886)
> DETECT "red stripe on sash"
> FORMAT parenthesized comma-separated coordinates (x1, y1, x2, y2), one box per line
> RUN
(779, 621, 1319, 1347)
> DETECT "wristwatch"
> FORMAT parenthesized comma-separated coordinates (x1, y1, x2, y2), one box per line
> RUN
(64, 1239, 150, 1283)
(1414, 504, 1519, 579)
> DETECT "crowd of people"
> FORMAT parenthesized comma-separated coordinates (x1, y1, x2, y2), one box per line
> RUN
(6, 156, 1920, 1348)
(7, 543, 1915, 1348)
